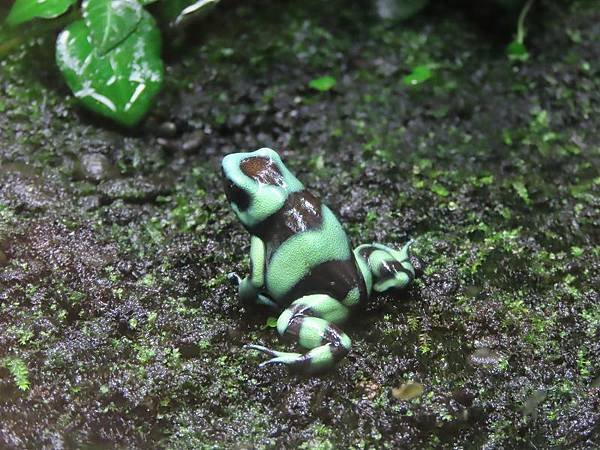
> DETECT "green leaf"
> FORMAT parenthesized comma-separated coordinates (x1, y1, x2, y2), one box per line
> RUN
(265, 317, 278, 328)
(506, 40, 529, 62)
(430, 183, 449, 197)
(6, 0, 77, 26)
(403, 65, 432, 86)
(392, 381, 424, 401)
(512, 180, 530, 204)
(56, 11, 164, 127)
(309, 75, 337, 92)
(82, 0, 143, 55)
(570, 246, 583, 257)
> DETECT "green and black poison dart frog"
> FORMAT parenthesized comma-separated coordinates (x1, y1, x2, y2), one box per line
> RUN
(222, 148, 415, 374)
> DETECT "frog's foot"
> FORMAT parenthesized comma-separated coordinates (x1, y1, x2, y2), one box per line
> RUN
(246, 295, 352, 374)
(245, 342, 347, 373)
(354, 240, 415, 294)
(244, 344, 304, 367)
(233, 274, 279, 309)
(237, 275, 261, 305)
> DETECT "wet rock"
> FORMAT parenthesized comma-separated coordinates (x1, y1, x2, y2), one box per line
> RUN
(409, 255, 425, 278)
(74, 153, 118, 182)
(78, 194, 102, 211)
(181, 130, 205, 152)
(474, 335, 501, 349)
(0, 163, 59, 211)
(21, 220, 117, 273)
(157, 121, 178, 138)
(469, 348, 503, 366)
(278, 384, 314, 424)
(0, 258, 47, 284)
(374, 57, 400, 77)
(97, 177, 172, 203)
(522, 389, 547, 418)
(1, 0, 598, 448)
(452, 388, 475, 407)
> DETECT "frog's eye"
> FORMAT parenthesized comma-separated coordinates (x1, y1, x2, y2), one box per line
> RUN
(224, 179, 250, 211)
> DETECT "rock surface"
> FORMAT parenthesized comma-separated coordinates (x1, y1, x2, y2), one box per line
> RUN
(0, 1, 598, 448)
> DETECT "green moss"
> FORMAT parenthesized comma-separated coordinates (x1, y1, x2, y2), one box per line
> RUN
(2, 356, 30, 391)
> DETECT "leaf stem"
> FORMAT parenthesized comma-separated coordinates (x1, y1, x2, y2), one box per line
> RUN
(516, 0, 534, 44)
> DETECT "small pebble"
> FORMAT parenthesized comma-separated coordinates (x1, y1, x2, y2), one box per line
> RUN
(469, 348, 503, 366)
(182, 130, 204, 152)
(76, 153, 117, 182)
(157, 121, 178, 138)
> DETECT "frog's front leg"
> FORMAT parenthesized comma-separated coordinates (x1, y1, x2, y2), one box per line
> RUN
(354, 240, 415, 293)
(245, 294, 351, 374)
(233, 236, 278, 309)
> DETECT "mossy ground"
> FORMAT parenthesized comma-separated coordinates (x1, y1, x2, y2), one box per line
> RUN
(1, 1, 599, 448)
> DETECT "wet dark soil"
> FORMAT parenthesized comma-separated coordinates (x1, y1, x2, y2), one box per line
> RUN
(1, 0, 599, 448)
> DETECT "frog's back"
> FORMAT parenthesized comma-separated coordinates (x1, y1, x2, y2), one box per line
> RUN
(252, 190, 367, 306)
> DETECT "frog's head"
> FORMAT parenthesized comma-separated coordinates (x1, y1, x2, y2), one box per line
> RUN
(222, 148, 304, 228)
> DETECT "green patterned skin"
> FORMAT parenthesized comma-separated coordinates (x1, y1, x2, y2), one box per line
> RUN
(222, 148, 415, 374)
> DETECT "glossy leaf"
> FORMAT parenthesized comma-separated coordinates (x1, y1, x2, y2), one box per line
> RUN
(174, 0, 220, 26)
(265, 317, 278, 329)
(402, 65, 432, 86)
(157, 0, 197, 23)
(56, 11, 164, 126)
(375, 0, 428, 21)
(309, 76, 337, 92)
(506, 40, 529, 62)
(82, 0, 143, 55)
(6, 0, 77, 26)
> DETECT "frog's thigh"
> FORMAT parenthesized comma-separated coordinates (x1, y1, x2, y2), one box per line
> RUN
(354, 241, 415, 293)
(275, 295, 351, 372)
(285, 294, 350, 326)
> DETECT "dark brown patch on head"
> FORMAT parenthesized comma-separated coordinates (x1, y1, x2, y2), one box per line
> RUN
(240, 157, 285, 186)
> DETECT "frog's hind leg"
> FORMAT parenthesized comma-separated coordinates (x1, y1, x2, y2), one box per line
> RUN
(245, 294, 351, 374)
(354, 240, 415, 294)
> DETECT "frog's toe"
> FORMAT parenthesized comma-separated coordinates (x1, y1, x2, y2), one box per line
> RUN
(259, 354, 303, 367)
(244, 344, 303, 365)
(243, 343, 276, 356)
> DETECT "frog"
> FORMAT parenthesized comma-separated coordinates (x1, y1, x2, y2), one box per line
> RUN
(222, 148, 415, 374)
